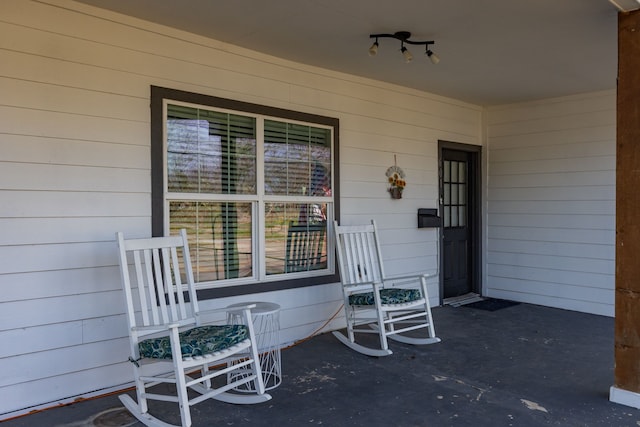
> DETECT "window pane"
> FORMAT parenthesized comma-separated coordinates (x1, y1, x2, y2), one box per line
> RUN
(459, 162, 466, 184)
(443, 183, 450, 205)
(459, 206, 466, 227)
(451, 204, 459, 227)
(443, 161, 450, 182)
(459, 183, 466, 204)
(451, 161, 459, 183)
(167, 104, 256, 194)
(451, 183, 458, 205)
(169, 201, 253, 282)
(265, 203, 328, 275)
(444, 206, 451, 228)
(264, 120, 331, 196)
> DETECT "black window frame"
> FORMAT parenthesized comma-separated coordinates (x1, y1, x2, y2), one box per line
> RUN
(151, 86, 340, 298)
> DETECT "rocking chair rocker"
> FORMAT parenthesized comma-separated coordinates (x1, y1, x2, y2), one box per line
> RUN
(116, 229, 271, 427)
(332, 220, 440, 357)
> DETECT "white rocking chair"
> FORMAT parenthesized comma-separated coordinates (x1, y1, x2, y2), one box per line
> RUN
(116, 229, 271, 427)
(332, 220, 441, 357)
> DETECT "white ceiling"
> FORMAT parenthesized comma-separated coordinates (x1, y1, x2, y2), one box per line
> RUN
(75, 0, 633, 106)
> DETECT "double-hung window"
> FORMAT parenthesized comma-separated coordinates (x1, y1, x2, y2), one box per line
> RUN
(151, 87, 339, 297)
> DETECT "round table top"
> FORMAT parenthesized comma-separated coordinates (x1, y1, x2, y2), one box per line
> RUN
(227, 301, 281, 315)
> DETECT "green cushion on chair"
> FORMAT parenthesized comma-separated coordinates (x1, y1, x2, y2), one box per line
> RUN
(139, 325, 249, 359)
(349, 288, 422, 306)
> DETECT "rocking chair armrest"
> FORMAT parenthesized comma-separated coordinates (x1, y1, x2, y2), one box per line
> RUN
(384, 272, 436, 283)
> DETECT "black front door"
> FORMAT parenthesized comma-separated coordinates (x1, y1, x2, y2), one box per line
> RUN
(440, 147, 478, 299)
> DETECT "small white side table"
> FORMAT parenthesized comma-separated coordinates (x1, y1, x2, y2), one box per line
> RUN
(227, 301, 282, 391)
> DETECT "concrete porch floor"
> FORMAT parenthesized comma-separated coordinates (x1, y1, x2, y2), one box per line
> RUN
(4, 302, 639, 427)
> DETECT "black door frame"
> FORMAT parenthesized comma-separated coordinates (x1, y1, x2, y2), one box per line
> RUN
(438, 140, 482, 303)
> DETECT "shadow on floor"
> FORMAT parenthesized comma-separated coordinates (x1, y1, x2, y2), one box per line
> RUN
(4, 303, 638, 427)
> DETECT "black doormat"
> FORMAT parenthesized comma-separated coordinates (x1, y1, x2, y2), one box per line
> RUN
(462, 298, 521, 311)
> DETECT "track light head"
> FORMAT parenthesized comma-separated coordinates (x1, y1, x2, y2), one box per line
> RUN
(426, 49, 440, 64)
(369, 31, 438, 65)
(369, 40, 379, 56)
(401, 45, 413, 63)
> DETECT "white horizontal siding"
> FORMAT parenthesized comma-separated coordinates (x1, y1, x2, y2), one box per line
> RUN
(488, 263, 613, 289)
(486, 91, 616, 316)
(488, 212, 614, 229)
(0, 363, 132, 419)
(0, 217, 151, 246)
(0, 0, 481, 417)
(0, 267, 122, 303)
(488, 239, 613, 261)
(0, 191, 142, 218)
(0, 322, 83, 359)
(0, 134, 149, 168)
(0, 291, 125, 332)
(0, 338, 129, 388)
(1, 242, 118, 275)
(489, 171, 615, 188)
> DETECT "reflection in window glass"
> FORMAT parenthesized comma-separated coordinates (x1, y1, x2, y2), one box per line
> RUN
(451, 161, 458, 183)
(451, 204, 458, 227)
(264, 120, 331, 197)
(264, 203, 328, 275)
(459, 184, 466, 204)
(169, 201, 253, 282)
(167, 105, 256, 194)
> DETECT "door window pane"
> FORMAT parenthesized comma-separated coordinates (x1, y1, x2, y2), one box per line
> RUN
(444, 206, 451, 227)
(459, 162, 466, 183)
(459, 206, 466, 227)
(443, 157, 468, 229)
(451, 204, 458, 227)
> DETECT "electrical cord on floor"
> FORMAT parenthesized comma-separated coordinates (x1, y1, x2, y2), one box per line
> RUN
(284, 303, 344, 349)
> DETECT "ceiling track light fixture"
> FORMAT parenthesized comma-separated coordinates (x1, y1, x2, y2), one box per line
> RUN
(369, 31, 440, 64)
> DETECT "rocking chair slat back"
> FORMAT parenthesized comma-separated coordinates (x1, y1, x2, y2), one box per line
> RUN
(118, 230, 198, 332)
(335, 223, 384, 286)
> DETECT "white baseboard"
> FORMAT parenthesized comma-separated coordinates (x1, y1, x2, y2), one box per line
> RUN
(610, 386, 640, 409)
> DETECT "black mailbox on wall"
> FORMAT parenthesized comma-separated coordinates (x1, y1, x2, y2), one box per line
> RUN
(417, 208, 441, 228)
